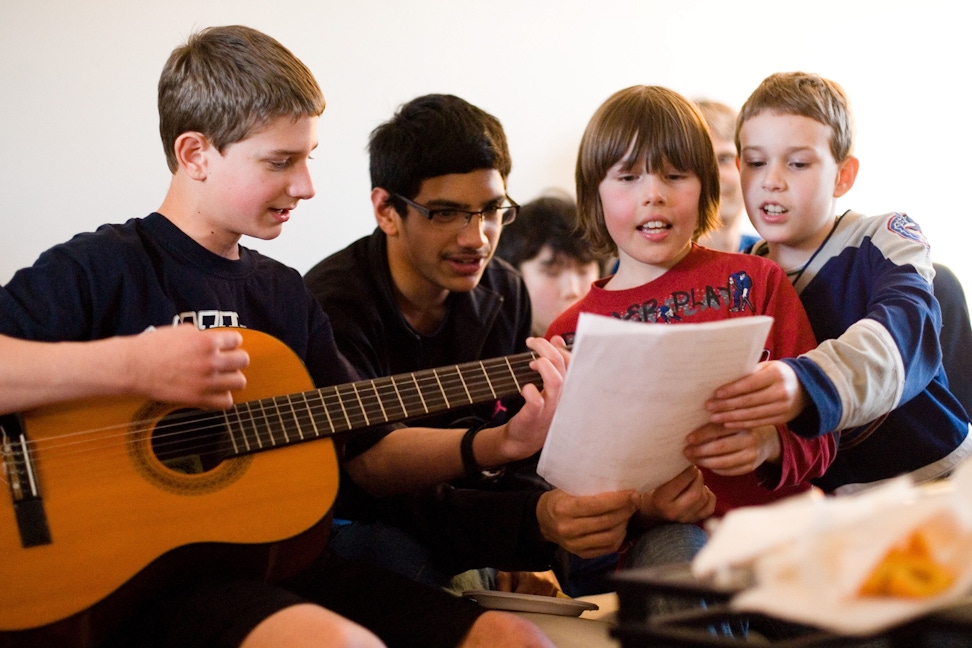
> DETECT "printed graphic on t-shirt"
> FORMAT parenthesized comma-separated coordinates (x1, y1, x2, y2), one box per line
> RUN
(172, 310, 245, 329)
(611, 270, 758, 323)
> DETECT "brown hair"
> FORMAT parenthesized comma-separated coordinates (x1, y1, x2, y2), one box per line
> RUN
(575, 86, 720, 257)
(695, 99, 737, 144)
(736, 72, 854, 163)
(158, 25, 325, 173)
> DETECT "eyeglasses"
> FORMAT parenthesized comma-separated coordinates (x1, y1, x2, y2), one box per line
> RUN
(393, 194, 519, 231)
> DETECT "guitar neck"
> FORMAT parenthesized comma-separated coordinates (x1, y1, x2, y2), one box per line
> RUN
(221, 350, 542, 455)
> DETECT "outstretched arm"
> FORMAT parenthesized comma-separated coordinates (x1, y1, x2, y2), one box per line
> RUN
(0, 326, 249, 414)
(345, 336, 570, 496)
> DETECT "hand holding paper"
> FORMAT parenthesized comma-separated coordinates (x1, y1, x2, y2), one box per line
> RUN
(537, 313, 773, 496)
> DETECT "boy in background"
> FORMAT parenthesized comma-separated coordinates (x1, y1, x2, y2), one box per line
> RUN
(694, 99, 759, 253)
(495, 193, 604, 336)
(708, 71, 972, 493)
(0, 26, 563, 648)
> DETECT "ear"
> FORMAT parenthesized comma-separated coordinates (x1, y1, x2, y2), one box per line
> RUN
(833, 155, 859, 198)
(372, 187, 401, 236)
(172, 132, 211, 181)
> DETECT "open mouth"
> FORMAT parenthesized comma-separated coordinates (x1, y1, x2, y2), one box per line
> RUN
(446, 256, 485, 274)
(638, 220, 671, 233)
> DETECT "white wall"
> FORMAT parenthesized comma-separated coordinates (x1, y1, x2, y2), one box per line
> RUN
(3, 0, 969, 299)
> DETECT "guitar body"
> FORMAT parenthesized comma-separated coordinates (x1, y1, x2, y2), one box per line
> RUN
(0, 329, 339, 645)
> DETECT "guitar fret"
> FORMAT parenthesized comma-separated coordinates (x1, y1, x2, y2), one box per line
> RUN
(260, 400, 280, 446)
(457, 365, 473, 403)
(350, 383, 369, 427)
(231, 403, 251, 450)
(318, 388, 342, 432)
(488, 357, 517, 394)
(223, 410, 241, 454)
(285, 394, 305, 441)
(504, 356, 521, 392)
(431, 369, 449, 409)
(410, 373, 429, 414)
(333, 386, 353, 431)
(247, 402, 267, 449)
(261, 400, 278, 447)
(302, 392, 324, 438)
(422, 369, 448, 412)
(479, 361, 496, 399)
(237, 403, 257, 451)
(430, 365, 462, 407)
(272, 397, 292, 444)
(392, 374, 421, 419)
(390, 376, 408, 418)
(370, 380, 389, 422)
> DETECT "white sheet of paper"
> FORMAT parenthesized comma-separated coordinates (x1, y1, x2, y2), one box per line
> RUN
(537, 313, 773, 495)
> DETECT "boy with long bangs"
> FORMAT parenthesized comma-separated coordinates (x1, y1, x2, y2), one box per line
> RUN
(548, 85, 835, 522)
(707, 72, 972, 493)
(0, 26, 563, 648)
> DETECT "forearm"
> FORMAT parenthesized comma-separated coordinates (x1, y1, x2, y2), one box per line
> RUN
(790, 318, 905, 433)
(0, 326, 248, 414)
(0, 335, 135, 414)
(769, 424, 837, 488)
(343, 423, 527, 496)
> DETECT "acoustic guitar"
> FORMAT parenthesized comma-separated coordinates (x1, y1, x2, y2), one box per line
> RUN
(0, 328, 543, 646)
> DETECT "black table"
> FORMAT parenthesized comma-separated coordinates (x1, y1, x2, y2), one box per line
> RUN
(610, 562, 972, 647)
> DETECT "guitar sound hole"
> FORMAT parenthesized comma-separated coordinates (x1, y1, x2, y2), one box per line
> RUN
(151, 409, 231, 475)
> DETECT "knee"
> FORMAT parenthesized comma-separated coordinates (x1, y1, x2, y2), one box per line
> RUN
(626, 522, 708, 568)
(459, 611, 554, 648)
(241, 603, 385, 648)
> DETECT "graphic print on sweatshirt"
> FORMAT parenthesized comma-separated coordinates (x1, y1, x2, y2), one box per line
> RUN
(886, 212, 930, 249)
(613, 270, 758, 323)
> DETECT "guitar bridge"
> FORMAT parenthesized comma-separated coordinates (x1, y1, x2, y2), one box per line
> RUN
(2, 416, 52, 547)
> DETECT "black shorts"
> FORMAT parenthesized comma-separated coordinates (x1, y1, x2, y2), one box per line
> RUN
(105, 550, 485, 648)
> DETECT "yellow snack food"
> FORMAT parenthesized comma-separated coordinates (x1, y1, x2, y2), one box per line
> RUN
(858, 529, 955, 598)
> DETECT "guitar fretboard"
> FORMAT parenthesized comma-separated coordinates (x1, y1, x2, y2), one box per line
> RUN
(222, 351, 542, 455)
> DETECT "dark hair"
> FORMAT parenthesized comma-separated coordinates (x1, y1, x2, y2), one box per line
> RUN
(576, 86, 720, 257)
(369, 94, 512, 216)
(158, 25, 325, 173)
(496, 194, 603, 272)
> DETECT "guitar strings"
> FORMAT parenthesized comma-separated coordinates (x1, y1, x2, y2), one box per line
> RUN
(1, 366, 538, 483)
(0, 354, 542, 482)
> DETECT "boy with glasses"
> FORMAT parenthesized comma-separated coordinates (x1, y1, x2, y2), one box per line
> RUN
(304, 94, 643, 597)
